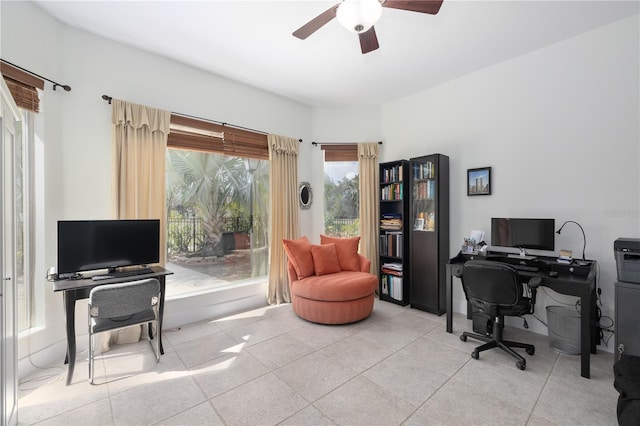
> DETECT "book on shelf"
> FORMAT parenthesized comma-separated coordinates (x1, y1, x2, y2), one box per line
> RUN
(382, 213, 402, 219)
(380, 233, 403, 257)
(381, 183, 403, 201)
(382, 164, 404, 183)
(380, 214, 402, 231)
(414, 180, 436, 200)
(381, 268, 402, 276)
(381, 262, 402, 271)
(413, 162, 435, 179)
(381, 273, 403, 301)
(392, 275, 403, 301)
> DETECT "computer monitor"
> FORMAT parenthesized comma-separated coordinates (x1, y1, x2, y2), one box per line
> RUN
(57, 219, 160, 276)
(491, 218, 555, 251)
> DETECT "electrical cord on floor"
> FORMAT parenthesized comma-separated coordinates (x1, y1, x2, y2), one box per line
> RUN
(600, 326, 615, 347)
(575, 298, 583, 315)
(598, 311, 615, 348)
(599, 314, 614, 330)
(18, 335, 66, 391)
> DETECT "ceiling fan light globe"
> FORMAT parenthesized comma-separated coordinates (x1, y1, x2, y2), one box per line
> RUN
(336, 0, 382, 34)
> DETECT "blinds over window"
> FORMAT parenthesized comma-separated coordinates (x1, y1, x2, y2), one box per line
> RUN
(321, 144, 358, 162)
(167, 114, 269, 160)
(0, 62, 44, 112)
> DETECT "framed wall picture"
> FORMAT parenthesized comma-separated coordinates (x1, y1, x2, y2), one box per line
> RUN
(467, 167, 491, 196)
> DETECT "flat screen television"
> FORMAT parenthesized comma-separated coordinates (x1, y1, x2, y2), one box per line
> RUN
(491, 218, 555, 251)
(57, 219, 160, 276)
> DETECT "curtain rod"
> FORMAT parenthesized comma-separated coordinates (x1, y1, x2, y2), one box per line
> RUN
(102, 95, 302, 142)
(312, 141, 382, 146)
(1, 58, 71, 91)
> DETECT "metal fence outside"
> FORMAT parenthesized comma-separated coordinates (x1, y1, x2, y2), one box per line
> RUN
(167, 216, 253, 254)
(168, 215, 358, 254)
(325, 217, 359, 238)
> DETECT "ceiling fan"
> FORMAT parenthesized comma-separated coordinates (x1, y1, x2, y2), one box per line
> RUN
(293, 0, 444, 54)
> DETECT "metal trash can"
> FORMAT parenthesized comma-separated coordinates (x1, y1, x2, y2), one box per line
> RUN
(547, 305, 581, 355)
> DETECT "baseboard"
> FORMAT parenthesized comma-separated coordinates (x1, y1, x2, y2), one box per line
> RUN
(162, 280, 269, 329)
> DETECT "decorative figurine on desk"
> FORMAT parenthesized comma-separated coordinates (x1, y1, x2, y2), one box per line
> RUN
(462, 238, 476, 253)
(462, 239, 487, 254)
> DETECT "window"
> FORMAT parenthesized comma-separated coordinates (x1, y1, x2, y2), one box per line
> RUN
(164, 116, 269, 297)
(2, 63, 42, 332)
(324, 160, 359, 238)
(15, 110, 34, 332)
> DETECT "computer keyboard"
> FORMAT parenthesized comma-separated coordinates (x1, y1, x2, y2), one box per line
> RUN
(511, 264, 540, 273)
(91, 268, 154, 281)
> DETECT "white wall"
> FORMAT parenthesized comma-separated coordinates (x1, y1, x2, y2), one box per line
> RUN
(2, 0, 313, 375)
(378, 14, 640, 341)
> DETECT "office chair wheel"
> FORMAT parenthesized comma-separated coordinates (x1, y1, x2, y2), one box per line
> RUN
(526, 347, 535, 356)
(460, 335, 467, 342)
(516, 360, 526, 370)
(471, 350, 479, 360)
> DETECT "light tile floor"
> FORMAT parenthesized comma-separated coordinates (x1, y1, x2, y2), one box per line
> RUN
(18, 300, 619, 425)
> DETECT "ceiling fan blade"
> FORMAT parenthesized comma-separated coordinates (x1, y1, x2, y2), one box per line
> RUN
(359, 26, 379, 54)
(292, 3, 340, 40)
(382, 0, 444, 15)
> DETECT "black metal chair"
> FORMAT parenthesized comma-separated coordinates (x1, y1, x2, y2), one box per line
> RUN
(457, 260, 541, 370)
(88, 278, 161, 384)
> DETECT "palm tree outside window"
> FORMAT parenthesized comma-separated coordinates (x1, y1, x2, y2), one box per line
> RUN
(165, 148, 269, 297)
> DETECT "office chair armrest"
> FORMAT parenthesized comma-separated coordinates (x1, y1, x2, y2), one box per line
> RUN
(527, 276, 542, 289)
(527, 276, 542, 310)
(454, 269, 463, 279)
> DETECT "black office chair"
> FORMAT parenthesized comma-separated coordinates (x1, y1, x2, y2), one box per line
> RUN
(457, 260, 541, 370)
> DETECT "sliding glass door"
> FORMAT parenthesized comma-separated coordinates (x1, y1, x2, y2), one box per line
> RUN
(1, 78, 20, 426)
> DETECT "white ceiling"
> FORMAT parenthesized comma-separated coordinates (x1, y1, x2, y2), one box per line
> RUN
(33, 0, 639, 107)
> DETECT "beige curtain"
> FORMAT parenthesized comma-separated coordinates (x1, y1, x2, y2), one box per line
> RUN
(267, 134, 299, 304)
(107, 99, 170, 350)
(111, 99, 170, 265)
(358, 143, 380, 277)
(103, 99, 170, 350)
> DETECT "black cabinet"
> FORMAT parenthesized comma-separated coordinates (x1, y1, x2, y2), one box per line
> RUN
(616, 281, 640, 359)
(409, 154, 449, 315)
(379, 160, 410, 305)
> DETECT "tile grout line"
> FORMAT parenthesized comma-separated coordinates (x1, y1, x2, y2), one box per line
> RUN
(525, 352, 560, 425)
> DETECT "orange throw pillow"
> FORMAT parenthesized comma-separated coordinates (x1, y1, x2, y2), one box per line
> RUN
(283, 236, 315, 279)
(310, 244, 341, 276)
(320, 235, 361, 272)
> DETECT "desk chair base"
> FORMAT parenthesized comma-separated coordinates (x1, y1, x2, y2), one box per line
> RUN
(460, 317, 535, 371)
